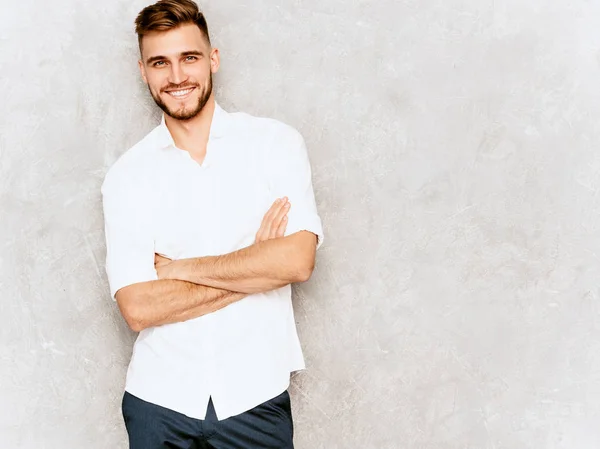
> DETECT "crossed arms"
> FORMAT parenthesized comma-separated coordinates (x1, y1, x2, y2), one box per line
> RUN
(103, 127, 322, 332)
(115, 199, 318, 332)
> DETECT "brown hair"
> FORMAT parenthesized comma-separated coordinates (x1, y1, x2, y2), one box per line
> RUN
(134, 0, 211, 53)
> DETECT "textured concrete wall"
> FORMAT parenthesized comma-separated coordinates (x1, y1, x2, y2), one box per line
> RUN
(2, 0, 600, 447)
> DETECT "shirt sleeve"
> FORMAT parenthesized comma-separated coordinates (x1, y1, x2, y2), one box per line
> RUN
(101, 173, 158, 301)
(267, 126, 325, 250)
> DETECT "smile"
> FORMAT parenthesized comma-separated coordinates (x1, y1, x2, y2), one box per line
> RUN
(166, 87, 195, 99)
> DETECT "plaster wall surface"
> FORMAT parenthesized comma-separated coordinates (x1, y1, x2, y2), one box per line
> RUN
(1, 0, 599, 448)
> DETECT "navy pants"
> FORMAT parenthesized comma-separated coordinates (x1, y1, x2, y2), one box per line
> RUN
(122, 390, 294, 448)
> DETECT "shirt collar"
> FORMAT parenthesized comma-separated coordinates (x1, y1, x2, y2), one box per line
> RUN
(156, 101, 229, 150)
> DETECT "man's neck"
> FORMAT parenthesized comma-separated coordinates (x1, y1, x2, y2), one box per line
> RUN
(164, 96, 215, 157)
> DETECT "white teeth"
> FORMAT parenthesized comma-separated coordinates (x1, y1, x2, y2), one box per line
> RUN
(169, 88, 194, 97)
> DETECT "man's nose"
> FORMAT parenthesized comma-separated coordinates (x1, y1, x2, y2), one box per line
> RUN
(168, 63, 187, 85)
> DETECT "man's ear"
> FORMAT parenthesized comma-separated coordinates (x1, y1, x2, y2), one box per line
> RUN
(138, 59, 148, 85)
(209, 47, 220, 74)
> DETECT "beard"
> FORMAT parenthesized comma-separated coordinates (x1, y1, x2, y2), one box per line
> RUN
(149, 73, 213, 121)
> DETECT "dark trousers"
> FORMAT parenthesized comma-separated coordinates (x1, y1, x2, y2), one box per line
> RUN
(122, 390, 294, 449)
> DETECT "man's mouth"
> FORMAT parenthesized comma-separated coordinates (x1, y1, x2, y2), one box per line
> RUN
(165, 87, 196, 99)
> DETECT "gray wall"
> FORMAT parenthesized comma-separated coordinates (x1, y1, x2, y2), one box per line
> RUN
(1, 0, 599, 447)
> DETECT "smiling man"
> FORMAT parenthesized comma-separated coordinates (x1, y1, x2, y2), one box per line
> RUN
(100, 0, 324, 447)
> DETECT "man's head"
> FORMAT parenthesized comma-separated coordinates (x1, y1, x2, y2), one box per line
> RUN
(135, 0, 219, 121)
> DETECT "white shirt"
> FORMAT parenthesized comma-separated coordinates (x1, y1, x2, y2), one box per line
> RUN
(101, 102, 324, 420)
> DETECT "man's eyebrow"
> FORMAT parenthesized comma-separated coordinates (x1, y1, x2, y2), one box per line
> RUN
(146, 50, 204, 65)
(181, 50, 204, 57)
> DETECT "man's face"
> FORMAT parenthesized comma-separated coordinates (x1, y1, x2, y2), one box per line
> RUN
(138, 23, 219, 121)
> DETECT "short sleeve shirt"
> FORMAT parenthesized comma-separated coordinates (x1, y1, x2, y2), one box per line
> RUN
(101, 102, 324, 420)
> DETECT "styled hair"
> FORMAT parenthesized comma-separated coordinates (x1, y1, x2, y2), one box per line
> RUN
(134, 0, 211, 53)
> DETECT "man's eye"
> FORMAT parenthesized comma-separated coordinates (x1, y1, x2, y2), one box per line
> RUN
(153, 61, 165, 67)
(186, 56, 197, 61)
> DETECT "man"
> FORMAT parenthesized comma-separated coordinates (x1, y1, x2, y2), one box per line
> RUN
(100, 0, 324, 447)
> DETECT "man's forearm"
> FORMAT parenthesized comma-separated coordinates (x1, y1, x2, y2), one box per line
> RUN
(119, 279, 246, 332)
(168, 233, 315, 294)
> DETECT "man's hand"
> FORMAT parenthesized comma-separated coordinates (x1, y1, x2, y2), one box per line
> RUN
(154, 197, 290, 278)
(255, 197, 290, 243)
(155, 253, 175, 280)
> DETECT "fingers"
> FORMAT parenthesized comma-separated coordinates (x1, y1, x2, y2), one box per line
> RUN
(265, 197, 288, 234)
(255, 197, 290, 243)
(269, 201, 290, 239)
(257, 200, 279, 238)
(275, 215, 288, 238)
(256, 198, 283, 242)
(154, 253, 172, 266)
